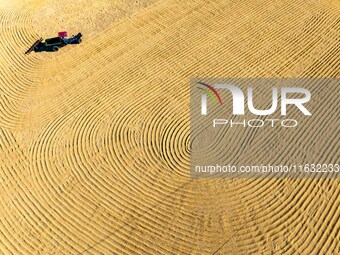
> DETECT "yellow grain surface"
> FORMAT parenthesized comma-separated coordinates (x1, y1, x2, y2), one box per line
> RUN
(0, 0, 339, 254)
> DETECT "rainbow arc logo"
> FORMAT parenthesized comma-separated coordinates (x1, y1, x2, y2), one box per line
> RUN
(197, 82, 223, 106)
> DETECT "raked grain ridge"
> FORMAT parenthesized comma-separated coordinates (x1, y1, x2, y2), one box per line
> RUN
(0, 0, 339, 254)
